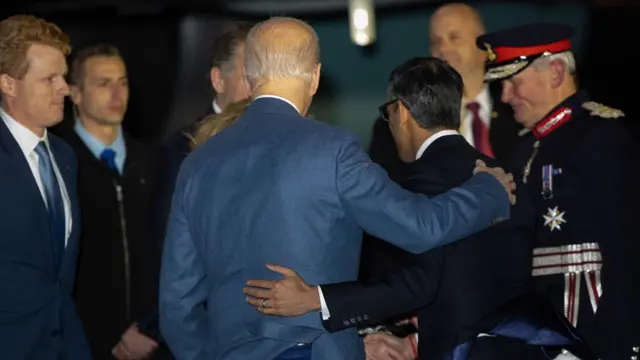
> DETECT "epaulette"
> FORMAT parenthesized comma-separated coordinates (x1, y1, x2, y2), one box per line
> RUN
(581, 101, 625, 119)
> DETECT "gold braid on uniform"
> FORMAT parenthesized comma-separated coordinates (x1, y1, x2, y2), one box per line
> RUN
(522, 140, 540, 184)
(581, 101, 625, 118)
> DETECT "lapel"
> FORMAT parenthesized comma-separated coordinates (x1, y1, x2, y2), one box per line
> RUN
(0, 119, 49, 214)
(0, 119, 57, 271)
(48, 135, 80, 271)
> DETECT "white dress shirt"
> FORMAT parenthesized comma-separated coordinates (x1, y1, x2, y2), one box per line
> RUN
(253, 95, 301, 114)
(460, 85, 492, 148)
(212, 100, 222, 115)
(318, 130, 460, 320)
(1, 108, 72, 246)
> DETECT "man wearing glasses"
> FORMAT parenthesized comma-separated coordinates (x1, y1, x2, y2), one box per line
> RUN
(244, 57, 593, 360)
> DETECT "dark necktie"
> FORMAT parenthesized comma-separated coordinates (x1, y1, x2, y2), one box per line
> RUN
(100, 148, 118, 173)
(466, 102, 494, 158)
(34, 141, 66, 268)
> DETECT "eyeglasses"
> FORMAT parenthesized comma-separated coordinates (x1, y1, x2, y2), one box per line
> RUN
(378, 98, 398, 122)
(378, 97, 409, 121)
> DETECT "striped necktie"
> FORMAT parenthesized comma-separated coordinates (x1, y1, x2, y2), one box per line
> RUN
(34, 141, 65, 268)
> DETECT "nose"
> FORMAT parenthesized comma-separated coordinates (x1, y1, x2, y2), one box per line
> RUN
(59, 79, 70, 96)
(110, 84, 126, 101)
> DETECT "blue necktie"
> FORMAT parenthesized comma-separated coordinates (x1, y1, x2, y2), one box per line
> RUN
(34, 141, 66, 268)
(100, 148, 117, 172)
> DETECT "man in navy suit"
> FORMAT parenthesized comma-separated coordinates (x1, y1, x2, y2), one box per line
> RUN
(160, 17, 515, 360)
(244, 57, 594, 360)
(0, 15, 91, 360)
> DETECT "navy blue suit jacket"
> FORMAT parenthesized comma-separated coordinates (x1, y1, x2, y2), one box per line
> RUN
(159, 97, 511, 360)
(321, 134, 594, 359)
(0, 119, 91, 360)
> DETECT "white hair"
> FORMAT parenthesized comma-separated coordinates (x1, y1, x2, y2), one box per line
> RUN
(244, 17, 319, 89)
(532, 51, 576, 74)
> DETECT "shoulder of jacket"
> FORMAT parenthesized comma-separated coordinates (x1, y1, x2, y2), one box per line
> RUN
(581, 101, 625, 119)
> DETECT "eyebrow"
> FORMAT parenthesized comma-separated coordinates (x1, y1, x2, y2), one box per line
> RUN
(91, 75, 128, 81)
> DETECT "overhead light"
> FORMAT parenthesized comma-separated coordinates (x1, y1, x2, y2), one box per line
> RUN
(348, 0, 376, 46)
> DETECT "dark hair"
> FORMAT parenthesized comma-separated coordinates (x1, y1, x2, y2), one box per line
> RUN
(69, 43, 122, 87)
(211, 21, 254, 72)
(388, 57, 463, 130)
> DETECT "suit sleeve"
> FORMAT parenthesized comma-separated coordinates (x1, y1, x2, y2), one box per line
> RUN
(335, 135, 511, 254)
(586, 125, 640, 359)
(158, 162, 209, 360)
(320, 250, 444, 332)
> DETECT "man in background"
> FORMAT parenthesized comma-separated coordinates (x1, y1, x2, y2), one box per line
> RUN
(0, 14, 91, 359)
(53, 44, 169, 359)
(154, 22, 252, 247)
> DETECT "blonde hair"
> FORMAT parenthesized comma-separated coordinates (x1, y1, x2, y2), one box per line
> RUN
(188, 99, 250, 150)
(0, 15, 71, 79)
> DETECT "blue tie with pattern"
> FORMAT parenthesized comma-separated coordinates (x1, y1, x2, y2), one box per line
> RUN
(34, 141, 66, 268)
(100, 148, 117, 172)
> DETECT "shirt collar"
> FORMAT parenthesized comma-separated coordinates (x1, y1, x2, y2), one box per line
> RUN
(212, 100, 222, 114)
(462, 84, 492, 111)
(253, 95, 301, 114)
(74, 119, 126, 160)
(415, 129, 460, 160)
(530, 90, 588, 139)
(0, 106, 47, 157)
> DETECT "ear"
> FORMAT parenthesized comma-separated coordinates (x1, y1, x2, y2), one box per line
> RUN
(69, 85, 82, 105)
(210, 66, 225, 94)
(398, 101, 412, 127)
(549, 59, 567, 89)
(241, 66, 251, 95)
(309, 63, 321, 97)
(0, 74, 17, 98)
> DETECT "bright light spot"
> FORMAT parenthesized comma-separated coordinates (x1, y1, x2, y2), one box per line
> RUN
(353, 9, 369, 30)
(354, 31, 370, 46)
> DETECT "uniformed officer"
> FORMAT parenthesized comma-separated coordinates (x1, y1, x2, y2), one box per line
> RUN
(477, 23, 640, 360)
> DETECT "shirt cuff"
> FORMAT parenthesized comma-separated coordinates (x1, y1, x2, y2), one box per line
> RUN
(318, 286, 331, 320)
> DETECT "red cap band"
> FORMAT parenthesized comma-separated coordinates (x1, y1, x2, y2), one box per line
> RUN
(493, 39, 571, 63)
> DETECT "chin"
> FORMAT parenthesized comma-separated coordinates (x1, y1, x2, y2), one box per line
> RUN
(43, 116, 64, 129)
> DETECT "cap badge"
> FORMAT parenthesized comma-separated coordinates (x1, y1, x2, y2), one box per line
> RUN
(484, 42, 496, 63)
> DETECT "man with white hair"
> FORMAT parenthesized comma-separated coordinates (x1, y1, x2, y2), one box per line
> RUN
(159, 17, 516, 360)
(478, 23, 640, 360)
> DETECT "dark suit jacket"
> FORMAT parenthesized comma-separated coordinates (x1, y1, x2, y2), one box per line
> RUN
(0, 119, 91, 359)
(52, 123, 171, 359)
(322, 134, 541, 359)
(152, 109, 212, 253)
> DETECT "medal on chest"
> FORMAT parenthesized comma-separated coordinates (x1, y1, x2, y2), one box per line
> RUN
(541, 164, 562, 199)
(541, 164, 566, 231)
(522, 107, 572, 184)
(543, 206, 567, 231)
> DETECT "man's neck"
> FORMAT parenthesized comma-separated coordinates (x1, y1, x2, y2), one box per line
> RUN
(410, 126, 448, 156)
(78, 116, 120, 146)
(462, 71, 486, 100)
(530, 86, 578, 128)
(253, 81, 308, 115)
